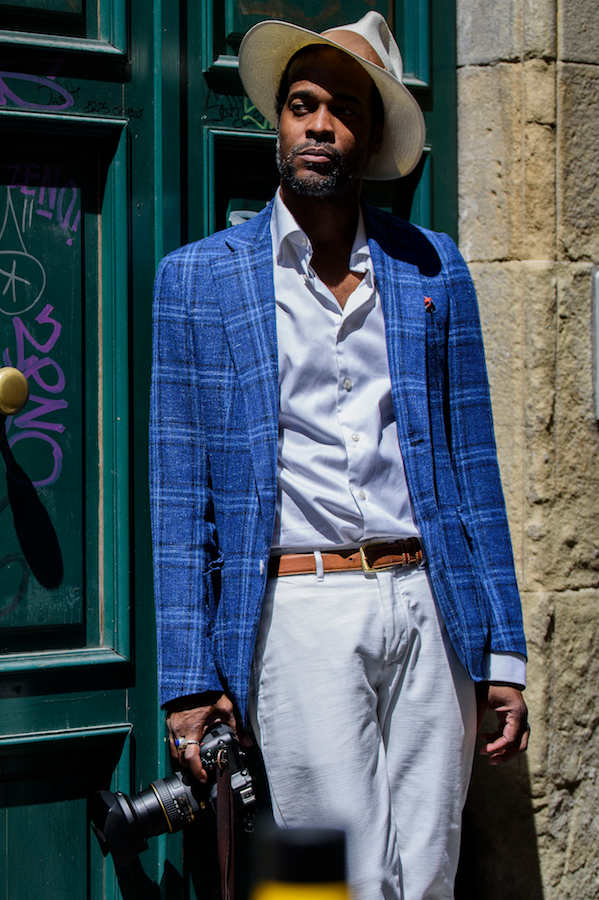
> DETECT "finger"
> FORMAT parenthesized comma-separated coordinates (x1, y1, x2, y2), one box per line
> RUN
(481, 734, 510, 757)
(519, 723, 531, 753)
(480, 715, 517, 755)
(482, 723, 530, 762)
(166, 722, 183, 760)
(168, 733, 180, 762)
(183, 745, 208, 783)
(206, 708, 239, 741)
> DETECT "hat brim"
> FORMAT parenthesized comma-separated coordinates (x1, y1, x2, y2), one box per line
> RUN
(238, 20, 426, 180)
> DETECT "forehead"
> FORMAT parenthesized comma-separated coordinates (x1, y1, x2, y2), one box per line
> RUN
(286, 45, 374, 101)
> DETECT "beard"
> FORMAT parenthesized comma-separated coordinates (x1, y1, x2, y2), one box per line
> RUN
(276, 138, 355, 198)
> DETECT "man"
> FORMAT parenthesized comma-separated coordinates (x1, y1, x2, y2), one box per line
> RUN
(150, 12, 529, 899)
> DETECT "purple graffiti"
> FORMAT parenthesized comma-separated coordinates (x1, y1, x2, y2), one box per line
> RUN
(9, 168, 81, 248)
(3, 304, 67, 488)
(8, 430, 63, 487)
(0, 72, 74, 112)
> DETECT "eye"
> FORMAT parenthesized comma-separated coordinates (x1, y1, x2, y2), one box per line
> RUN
(289, 98, 309, 115)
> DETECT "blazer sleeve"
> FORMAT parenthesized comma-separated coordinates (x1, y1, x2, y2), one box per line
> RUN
(149, 255, 223, 706)
(439, 234, 527, 658)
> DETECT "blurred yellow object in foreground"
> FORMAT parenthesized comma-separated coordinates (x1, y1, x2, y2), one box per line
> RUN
(253, 881, 349, 900)
(250, 824, 351, 900)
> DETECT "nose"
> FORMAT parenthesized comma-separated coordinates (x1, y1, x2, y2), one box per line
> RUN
(306, 103, 335, 142)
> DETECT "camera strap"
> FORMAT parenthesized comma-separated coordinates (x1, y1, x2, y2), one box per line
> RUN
(216, 766, 236, 900)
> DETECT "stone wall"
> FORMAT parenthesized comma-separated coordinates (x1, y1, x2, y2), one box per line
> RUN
(456, 1, 599, 896)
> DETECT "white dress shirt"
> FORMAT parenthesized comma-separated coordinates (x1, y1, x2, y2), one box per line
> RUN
(271, 190, 419, 551)
(269, 190, 526, 687)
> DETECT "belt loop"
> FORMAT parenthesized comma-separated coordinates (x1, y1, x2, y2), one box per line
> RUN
(314, 550, 324, 581)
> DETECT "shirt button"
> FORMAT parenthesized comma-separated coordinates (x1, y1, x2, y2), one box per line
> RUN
(343, 377, 353, 391)
(358, 490, 366, 500)
(352, 433, 360, 442)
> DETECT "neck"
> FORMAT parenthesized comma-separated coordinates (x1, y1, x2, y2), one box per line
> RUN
(279, 184, 361, 258)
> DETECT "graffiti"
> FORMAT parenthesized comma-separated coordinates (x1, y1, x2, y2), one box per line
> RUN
(0, 187, 46, 316)
(242, 97, 270, 131)
(202, 91, 272, 131)
(0, 72, 74, 112)
(8, 164, 81, 247)
(83, 98, 144, 119)
(2, 304, 67, 488)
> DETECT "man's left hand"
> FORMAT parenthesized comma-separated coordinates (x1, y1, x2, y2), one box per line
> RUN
(478, 683, 530, 765)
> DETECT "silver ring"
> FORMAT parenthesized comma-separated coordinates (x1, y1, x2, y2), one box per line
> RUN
(175, 737, 200, 750)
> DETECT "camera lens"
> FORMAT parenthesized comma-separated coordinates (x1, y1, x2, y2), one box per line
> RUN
(91, 773, 203, 864)
(130, 774, 201, 835)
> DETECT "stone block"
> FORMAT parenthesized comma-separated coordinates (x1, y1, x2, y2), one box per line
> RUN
(558, 0, 599, 64)
(513, 262, 558, 592)
(457, 0, 556, 66)
(523, 58, 555, 125)
(523, 0, 556, 60)
(558, 64, 599, 262)
(519, 265, 599, 592)
(520, 590, 553, 780)
(458, 64, 523, 261)
(550, 264, 599, 587)
(523, 121, 556, 258)
(459, 63, 556, 261)
(457, 0, 520, 66)
(540, 590, 599, 897)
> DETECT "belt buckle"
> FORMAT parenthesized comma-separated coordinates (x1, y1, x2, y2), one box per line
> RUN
(359, 543, 395, 574)
(359, 544, 374, 573)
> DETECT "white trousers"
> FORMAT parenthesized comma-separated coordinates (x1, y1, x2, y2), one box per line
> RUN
(248, 563, 477, 900)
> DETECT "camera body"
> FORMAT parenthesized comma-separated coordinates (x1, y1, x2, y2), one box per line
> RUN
(91, 723, 255, 865)
(200, 722, 255, 809)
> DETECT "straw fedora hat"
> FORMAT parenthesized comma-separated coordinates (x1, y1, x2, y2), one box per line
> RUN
(238, 11, 425, 181)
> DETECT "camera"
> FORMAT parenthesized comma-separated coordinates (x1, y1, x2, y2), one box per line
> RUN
(91, 723, 255, 865)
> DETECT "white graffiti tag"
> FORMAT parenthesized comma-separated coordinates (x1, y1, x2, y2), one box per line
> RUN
(0, 187, 46, 316)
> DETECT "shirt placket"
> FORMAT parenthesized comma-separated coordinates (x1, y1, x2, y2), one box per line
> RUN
(334, 275, 375, 524)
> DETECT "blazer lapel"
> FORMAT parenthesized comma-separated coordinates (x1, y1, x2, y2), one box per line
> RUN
(212, 207, 279, 517)
(367, 224, 428, 444)
(366, 210, 437, 517)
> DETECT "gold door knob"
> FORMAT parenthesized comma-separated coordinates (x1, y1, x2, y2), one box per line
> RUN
(0, 367, 29, 415)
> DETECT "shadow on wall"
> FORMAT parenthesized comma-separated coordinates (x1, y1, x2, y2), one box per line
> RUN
(456, 752, 543, 899)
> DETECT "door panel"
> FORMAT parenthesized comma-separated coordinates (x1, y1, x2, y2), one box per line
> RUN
(0, 0, 125, 44)
(0, 0, 136, 896)
(0, 117, 128, 657)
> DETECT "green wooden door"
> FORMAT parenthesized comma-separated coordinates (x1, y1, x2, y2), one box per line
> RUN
(0, 0, 173, 897)
(0, 2, 455, 898)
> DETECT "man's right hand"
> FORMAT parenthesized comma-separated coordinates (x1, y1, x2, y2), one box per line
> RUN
(165, 691, 239, 782)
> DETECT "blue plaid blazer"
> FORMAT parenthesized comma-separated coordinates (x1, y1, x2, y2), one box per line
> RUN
(150, 202, 527, 719)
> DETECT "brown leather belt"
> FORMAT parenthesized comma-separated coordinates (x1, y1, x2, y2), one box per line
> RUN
(268, 538, 423, 577)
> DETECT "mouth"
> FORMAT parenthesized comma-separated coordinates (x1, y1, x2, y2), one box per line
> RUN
(292, 145, 338, 166)
(297, 150, 334, 163)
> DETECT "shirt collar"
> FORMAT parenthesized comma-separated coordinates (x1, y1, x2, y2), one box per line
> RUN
(271, 188, 372, 277)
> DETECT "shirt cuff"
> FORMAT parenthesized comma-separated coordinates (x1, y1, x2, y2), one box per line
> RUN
(484, 652, 527, 688)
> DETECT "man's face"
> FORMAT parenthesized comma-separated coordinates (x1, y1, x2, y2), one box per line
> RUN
(277, 46, 380, 198)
